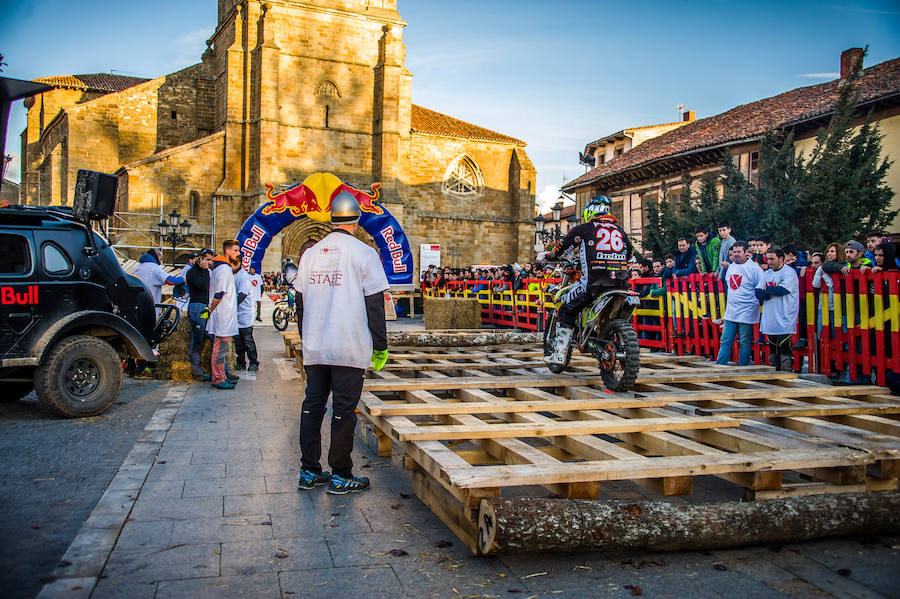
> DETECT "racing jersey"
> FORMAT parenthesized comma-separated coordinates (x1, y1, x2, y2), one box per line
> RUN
(547, 219, 634, 285)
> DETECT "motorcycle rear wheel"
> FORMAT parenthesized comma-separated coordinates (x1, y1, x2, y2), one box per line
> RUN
(596, 318, 640, 391)
(542, 309, 572, 374)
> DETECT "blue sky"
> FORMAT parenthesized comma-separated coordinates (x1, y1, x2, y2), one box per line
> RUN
(3, 0, 899, 211)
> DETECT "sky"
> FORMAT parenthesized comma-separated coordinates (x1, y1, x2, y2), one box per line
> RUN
(3, 0, 900, 213)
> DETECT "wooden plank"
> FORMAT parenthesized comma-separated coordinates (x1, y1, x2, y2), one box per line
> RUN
(445, 448, 868, 489)
(393, 415, 740, 442)
(695, 403, 900, 418)
(368, 396, 672, 417)
(363, 370, 794, 392)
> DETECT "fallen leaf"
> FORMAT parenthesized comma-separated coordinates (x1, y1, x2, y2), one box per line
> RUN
(390, 504, 400, 509)
(157, 460, 167, 464)
(631, 586, 643, 596)
(400, 493, 410, 499)
(259, 521, 272, 526)
(329, 523, 339, 528)
(40, 576, 57, 584)
(389, 549, 409, 557)
(497, 573, 507, 578)
(508, 589, 522, 593)
(58, 560, 72, 567)
(435, 540, 453, 548)
(275, 551, 289, 559)
(713, 563, 728, 571)
(651, 560, 668, 567)
(330, 512, 341, 516)
(209, 420, 218, 423)
(837, 569, 852, 577)
(31, 525, 40, 530)
(624, 585, 633, 590)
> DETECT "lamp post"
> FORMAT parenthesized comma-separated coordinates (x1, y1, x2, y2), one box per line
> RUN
(535, 202, 566, 245)
(157, 209, 192, 267)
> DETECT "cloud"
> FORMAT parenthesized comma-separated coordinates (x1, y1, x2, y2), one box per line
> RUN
(535, 184, 575, 216)
(830, 5, 900, 15)
(797, 72, 840, 79)
(166, 27, 213, 70)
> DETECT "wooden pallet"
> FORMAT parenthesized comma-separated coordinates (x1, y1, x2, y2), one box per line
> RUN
(356, 345, 900, 553)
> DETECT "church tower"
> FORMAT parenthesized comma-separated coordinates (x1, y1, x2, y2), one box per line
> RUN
(208, 0, 411, 251)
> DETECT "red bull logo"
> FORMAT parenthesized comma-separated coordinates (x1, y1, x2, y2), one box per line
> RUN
(260, 173, 383, 223)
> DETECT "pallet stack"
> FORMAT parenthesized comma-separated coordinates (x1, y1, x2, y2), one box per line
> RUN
(355, 345, 900, 553)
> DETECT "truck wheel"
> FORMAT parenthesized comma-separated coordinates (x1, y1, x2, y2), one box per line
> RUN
(35, 335, 122, 418)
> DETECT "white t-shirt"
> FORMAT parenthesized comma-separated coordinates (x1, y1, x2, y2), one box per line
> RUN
(249, 274, 263, 301)
(234, 268, 255, 329)
(723, 259, 763, 324)
(207, 261, 238, 337)
(132, 260, 170, 306)
(295, 231, 389, 370)
(757, 265, 799, 335)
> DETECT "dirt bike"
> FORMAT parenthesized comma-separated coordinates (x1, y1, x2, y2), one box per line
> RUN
(542, 258, 642, 391)
(271, 289, 297, 331)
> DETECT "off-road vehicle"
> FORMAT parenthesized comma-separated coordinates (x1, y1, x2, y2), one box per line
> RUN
(0, 170, 179, 417)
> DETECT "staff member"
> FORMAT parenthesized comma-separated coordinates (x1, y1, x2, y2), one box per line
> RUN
(207, 240, 241, 390)
(293, 191, 389, 495)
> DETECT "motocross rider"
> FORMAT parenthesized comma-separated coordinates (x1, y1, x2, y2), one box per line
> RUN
(543, 195, 634, 365)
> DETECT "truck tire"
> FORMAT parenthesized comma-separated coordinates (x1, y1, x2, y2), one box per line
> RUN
(35, 335, 122, 418)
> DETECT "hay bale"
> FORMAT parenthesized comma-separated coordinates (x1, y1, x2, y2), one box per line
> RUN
(154, 311, 234, 380)
(171, 361, 194, 383)
(424, 297, 482, 330)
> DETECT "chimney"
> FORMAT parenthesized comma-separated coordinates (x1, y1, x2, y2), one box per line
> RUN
(840, 48, 864, 79)
(683, 110, 695, 122)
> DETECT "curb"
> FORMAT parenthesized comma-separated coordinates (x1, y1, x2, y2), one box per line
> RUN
(35, 384, 190, 599)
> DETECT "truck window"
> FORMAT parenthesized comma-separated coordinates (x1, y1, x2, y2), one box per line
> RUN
(42, 242, 73, 275)
(0, 233, 32, 275)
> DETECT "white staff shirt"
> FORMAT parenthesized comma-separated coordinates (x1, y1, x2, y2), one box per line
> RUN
(757, 265, 799, 335)
(295, 231, 389, 370)
(249, 273, 263, 302)
(207, 260, 238, 337)
(234, 268, 255, 329)
(722, 259, 763, 324)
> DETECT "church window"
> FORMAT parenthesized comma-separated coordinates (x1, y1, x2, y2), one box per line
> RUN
(325, 105, 329, 128)
(442, 155, 484, 200)
(171, 110, 177, 120)
(189, 191, 200, 218)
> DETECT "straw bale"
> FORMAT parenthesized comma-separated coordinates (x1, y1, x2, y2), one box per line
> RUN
(424, 297, 482, 330)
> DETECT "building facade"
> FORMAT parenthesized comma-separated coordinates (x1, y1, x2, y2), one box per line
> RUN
(563, 50, 900, 252)
(20, 0, 536, 272)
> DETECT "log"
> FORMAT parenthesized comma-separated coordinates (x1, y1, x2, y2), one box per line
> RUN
(386, 331, 540, 347)
(476, 492, 900, 555)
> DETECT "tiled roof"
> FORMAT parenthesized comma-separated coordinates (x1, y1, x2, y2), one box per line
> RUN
(585, 119, 690, 149)
(33, 73, 149, 94)
(412, 104, 525, 145)
(564, 57, 900, 191)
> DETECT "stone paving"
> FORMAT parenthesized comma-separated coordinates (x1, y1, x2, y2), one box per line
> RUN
(31, 324, 900, 599)
(0, 379, 169, 599)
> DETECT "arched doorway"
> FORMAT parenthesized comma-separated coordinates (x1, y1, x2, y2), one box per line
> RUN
(280, 218, 377, 264)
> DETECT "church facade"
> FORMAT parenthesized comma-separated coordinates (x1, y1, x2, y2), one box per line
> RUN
(20, 0, 536, 272)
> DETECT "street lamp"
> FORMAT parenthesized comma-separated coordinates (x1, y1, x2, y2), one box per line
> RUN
(535, 207, 564, 245)
(157, 209, 192, 267)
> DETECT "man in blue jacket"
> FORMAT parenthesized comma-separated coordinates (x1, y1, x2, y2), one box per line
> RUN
(673, 237, 698, 277)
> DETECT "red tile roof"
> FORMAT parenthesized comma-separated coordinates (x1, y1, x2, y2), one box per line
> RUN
(564, 57, 900, 191)
(412, 104, 525, 145)
(34, 73, 149, 94)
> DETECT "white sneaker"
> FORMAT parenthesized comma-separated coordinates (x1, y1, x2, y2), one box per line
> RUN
(545, 325, 574, 365)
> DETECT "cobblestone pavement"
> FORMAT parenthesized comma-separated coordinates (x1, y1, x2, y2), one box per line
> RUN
(25, 325, 900, 598)
(0, 379, 169, 599)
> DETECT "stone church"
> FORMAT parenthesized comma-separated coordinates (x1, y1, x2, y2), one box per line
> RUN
(19, 0, 536, 272)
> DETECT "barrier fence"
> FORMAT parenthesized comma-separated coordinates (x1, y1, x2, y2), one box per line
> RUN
(422, 270, 900, 385)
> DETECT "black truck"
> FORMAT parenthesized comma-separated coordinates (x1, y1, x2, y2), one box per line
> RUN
(1, 171, 178, 417)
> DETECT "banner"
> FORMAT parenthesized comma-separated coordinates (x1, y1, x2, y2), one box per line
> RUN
(235, 172, 414, 286)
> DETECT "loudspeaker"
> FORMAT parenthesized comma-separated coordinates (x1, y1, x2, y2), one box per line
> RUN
(73, 169, 117, 220)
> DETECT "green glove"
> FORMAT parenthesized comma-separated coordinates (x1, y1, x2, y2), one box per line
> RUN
(200, 307, 210, 320)
(371, 349, 388, 371)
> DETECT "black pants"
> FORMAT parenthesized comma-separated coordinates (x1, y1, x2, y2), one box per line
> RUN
(300, 365, 365, 478)
(234, 326, 258, 367)
(767, 333, 793, 372)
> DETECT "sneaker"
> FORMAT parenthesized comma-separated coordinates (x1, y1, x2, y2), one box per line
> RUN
(297, 469, 331, 490)
(248, 364, 259, 372)
(211, 381, 235, 390)
(326, 474, 370, 495)
(133, 367, 154, 380)
(193, 373, 212, 381)
(792, 339, 808, 351)
(234, 363, 246, 371)
(226, 373, 239, 382)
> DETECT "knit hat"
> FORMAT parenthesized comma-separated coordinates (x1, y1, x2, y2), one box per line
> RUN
(846, 240, 865, 253)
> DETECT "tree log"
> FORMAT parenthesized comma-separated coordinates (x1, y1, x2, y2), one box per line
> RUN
(387, 331, 540, 347)
(477, 493, 900, 555)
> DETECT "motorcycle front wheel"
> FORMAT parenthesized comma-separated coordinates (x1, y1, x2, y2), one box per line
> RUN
(595, 318, 640, 391)
(542, 309, 572, 374)
(273, 306, 289, 331)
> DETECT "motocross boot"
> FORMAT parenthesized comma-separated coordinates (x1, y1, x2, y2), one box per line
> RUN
(545, 325, 574, 365)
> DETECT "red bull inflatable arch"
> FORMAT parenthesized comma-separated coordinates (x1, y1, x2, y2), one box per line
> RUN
(236, 172, 414, 286)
